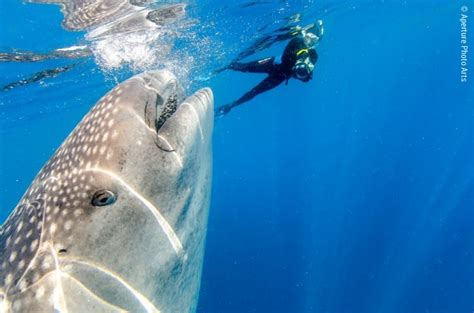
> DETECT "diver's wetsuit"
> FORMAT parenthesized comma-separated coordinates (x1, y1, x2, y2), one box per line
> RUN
(226, 36, 318, 109)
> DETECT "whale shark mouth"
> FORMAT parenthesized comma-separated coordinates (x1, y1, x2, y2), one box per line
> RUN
(156, 94, 178, 130)
(138, 71, 183, 134)
(138, 70, 213, 156)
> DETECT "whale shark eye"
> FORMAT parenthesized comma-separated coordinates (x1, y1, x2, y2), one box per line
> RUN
(91, 190, 117, 207)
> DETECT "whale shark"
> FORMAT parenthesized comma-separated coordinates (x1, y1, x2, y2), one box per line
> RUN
(0, 70, 214, 312)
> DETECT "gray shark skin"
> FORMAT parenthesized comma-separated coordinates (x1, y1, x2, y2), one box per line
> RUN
(0, 70, 214, 313)
(27, 0, 186, 33)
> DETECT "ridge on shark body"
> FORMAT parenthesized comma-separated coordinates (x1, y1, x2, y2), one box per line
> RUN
(0, 70, 214, 313)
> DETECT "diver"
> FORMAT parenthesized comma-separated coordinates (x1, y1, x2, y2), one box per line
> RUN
(215, 20, 324, 117)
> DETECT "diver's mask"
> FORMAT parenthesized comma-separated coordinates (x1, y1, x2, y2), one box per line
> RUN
(292, 56, 314, 82)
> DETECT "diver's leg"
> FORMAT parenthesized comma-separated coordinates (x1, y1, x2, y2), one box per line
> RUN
(228, 57, 276, 74)
(234, 36, 276, 62)
(216, 74, 286, 117)
(232, 74, 285, 106)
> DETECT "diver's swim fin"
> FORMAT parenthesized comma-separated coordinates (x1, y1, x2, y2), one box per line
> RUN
(2, 63, 78, 92)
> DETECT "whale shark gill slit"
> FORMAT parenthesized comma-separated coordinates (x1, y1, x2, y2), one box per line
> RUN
(60, 258, 161, 313)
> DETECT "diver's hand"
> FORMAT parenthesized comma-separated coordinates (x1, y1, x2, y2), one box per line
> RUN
(215, 104, 232, 119)
(315, 20, 324, 39)
(291, 25, 303, 35)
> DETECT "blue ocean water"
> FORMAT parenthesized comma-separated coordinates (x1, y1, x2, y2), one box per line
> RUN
(0, 0, 473, 312)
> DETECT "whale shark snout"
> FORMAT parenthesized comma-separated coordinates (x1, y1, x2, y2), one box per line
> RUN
(0, 70, 214, 313)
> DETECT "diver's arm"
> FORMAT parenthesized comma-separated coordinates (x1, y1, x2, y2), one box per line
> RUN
(232, 75, 286, 107)
(315, 20, 324, 40)
(309, 49, 318, 64)
(216, 74, 286, 118)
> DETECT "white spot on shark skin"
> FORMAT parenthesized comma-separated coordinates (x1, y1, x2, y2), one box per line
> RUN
(73, 209, 82, 217)
(50, 223, 57, 235)
(111, 130, 119, 139)
(5, 274, 13, 286)
(30, 239, 39, 252)
(25, 229, 33, 239)
(35, 286, 45, 299)
(64, 220, 73, 231)
(14, 236, 22, 246)
(18, 279, 28, 292)
(18, 260, 26, 270)
(9, 251, 17, 263)
(16, 221, 24, 232)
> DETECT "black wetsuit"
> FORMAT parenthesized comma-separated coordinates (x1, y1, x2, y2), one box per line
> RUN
(227, 36, 318, 109)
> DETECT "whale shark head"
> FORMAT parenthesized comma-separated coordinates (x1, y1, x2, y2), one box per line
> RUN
(0, 70, 214, 313)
